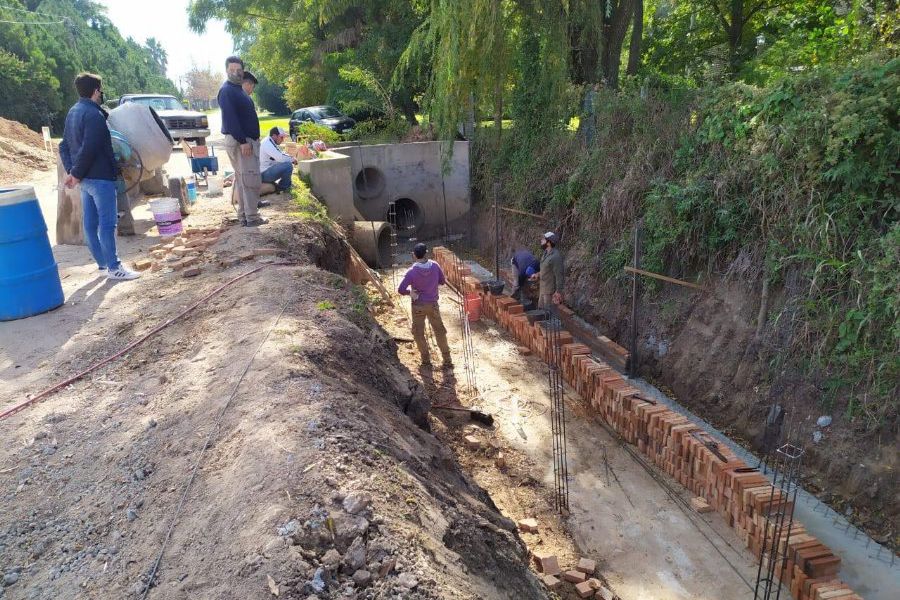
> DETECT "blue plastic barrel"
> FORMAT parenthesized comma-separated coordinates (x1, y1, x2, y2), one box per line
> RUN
(0, 186, 64, 320)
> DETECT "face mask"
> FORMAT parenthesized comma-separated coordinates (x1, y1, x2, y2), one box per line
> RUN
(227, 68, 244, 85)
(99, 91, 105, 104)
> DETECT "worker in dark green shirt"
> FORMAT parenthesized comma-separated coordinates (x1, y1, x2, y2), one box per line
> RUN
(531, 231, 564, 309)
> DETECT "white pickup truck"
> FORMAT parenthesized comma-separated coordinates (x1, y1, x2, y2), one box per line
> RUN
(117, 94, 211, 145)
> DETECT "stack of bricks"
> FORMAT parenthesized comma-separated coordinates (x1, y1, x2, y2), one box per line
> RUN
(429, 246, 863, 600)
(143, 227, 224, 274)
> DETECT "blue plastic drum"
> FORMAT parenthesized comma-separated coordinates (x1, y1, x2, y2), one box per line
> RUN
(0, 186, 64, 320)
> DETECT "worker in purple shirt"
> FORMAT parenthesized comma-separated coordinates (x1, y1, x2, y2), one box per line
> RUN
(398, 243, 453, 369)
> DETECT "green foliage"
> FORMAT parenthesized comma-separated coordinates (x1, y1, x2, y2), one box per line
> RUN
(0, 0, 178, 131)
(316, 300, 337, 310)
(191, 0, 424, 123)
(639, 56, 899, 429)
(253, 72, 290, 114)
(477, 55, 898, 432)
(293, 122, 343, 144)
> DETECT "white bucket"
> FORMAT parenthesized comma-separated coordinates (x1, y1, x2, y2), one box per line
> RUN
(148, 197, 183, 236)
(207, 174, 223, 197)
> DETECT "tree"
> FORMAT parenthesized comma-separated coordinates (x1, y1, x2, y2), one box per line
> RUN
(189, 0, 426, 123)
(0, 0, 179, 130)
(183, 64, 221, 105)
(145, 37, 168, 77)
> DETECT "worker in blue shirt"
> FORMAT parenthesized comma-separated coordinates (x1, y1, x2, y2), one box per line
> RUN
(59, 72, 139, 281)
(217, 56, 266, 227)
(510, 248, 539, 301)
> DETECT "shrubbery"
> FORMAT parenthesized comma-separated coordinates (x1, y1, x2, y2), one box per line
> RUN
(476, 55, 899, 432)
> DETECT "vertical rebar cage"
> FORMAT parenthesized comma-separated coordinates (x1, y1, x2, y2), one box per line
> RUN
(541, 311, 570, 513)
(754, 442, 805, 600)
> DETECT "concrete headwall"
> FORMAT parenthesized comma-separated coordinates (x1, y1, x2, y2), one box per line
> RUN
(304, 141, 470, 238)
(300, 151, 361, 225)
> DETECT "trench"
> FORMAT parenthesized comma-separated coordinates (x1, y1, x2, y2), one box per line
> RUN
(374, 246, 896, 600)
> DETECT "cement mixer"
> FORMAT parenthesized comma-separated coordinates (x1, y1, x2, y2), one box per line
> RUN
(107, 103, 173, 182)
(55, 104, 174, 244)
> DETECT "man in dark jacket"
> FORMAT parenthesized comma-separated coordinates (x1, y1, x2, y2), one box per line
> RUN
(59, 72, 139, 281)
(217, 56, 265, 226)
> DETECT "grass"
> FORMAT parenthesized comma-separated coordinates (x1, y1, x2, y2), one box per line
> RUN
(289, 177, 330, 223)
(258, 113, 290, 133)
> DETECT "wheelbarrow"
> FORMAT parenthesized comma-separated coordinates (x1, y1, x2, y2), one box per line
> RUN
(180, 140, 219, 188)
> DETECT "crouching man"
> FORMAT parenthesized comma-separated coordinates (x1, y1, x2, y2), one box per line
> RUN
(260, 126, 297, 193)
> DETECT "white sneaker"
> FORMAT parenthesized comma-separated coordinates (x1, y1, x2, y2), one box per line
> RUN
(107, 266, 141, 281)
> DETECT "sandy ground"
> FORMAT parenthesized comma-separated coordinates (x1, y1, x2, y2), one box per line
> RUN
(376, 264, 762, 600)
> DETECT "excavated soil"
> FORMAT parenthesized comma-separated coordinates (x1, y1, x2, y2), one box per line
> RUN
(0, 118, 53, 186)
(0, 195, 544, 599)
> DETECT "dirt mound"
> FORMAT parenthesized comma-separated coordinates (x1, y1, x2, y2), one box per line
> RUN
(0, 211, 544, 599)
(0, 117, 53, 186)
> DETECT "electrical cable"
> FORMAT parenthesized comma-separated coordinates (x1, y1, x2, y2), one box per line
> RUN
(0, 264, 292, 421)
(139, 294, 293, 598)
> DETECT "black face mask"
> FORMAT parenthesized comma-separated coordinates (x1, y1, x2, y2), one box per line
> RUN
(99, 91, 105, 104)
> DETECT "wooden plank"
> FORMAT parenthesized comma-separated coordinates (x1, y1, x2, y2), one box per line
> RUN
(499, 205, 548, 220)
(624, 266, 704, 290)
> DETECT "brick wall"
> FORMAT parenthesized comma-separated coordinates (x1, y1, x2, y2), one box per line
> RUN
(432, 247, 863, 600)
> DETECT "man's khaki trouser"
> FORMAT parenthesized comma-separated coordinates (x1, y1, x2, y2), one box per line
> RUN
(411, 302, 451, 363)
(539, 293, 554, 309)
(224, 135, 261, 221)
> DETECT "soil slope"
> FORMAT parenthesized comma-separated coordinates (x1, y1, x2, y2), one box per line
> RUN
(0, 203, 544, 599)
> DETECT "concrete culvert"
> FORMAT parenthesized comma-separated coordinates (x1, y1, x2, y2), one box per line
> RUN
(354, 167, 386, 199)
(391, 198, 423, 235)
(352, 221, 392, 268)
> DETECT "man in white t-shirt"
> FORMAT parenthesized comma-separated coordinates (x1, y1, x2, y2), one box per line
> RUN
(259, 126, 297, 192)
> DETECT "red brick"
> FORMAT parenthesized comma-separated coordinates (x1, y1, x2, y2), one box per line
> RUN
(463, 435, 482, 450)
(517, 518, 539, 533)
(563, 570, 587, 583)
(183, 267, 201, 278)
(575, 581, 594, 598)
(691, 497, 713, 513)
(532, 553, 560, 576)
(541, 574, 562, 591)
(576, 557, 596, 574)
(133, 259, 152, 271)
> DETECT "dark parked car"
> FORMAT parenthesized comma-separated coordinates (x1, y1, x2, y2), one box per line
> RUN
(289, 106, 355, 139)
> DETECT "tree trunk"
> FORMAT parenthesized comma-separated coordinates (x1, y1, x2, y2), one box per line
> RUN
(493, 77, 503, 144)
(626, 0, 643, 76)
(727, 0, 744, 71)
(600, 0, 636, 89)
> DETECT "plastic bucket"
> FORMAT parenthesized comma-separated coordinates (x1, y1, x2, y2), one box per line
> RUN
(148, 197, 183, 236)
(464, 293, 482, 322)
(186, 182, 198, 203)
(207, 175, 223, 197)
(0, 186, 64, 320)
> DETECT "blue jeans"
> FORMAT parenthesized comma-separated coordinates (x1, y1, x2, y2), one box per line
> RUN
(80, 178, 121, 270)
(261, 161, 293, 191)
